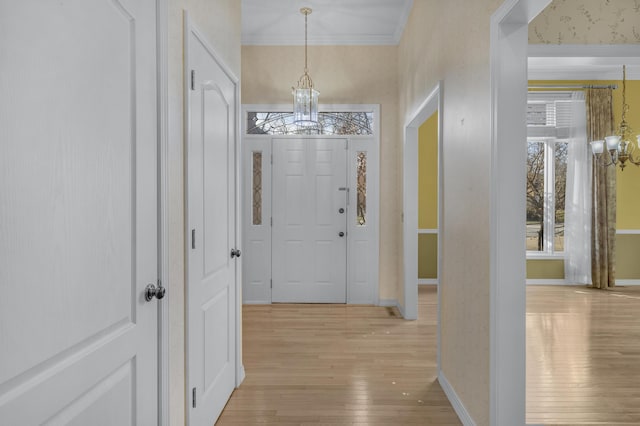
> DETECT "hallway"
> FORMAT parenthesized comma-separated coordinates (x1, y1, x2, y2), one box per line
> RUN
(217, 286, 460, 424)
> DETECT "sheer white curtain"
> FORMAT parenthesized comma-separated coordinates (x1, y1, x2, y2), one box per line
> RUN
(564, 91, 591, 284)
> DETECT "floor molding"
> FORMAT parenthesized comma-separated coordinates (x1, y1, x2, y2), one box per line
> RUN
(438, 370, 476, 426)
(526, 279, 567, 285)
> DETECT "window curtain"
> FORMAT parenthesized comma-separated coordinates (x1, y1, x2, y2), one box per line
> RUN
(564, 91, 591, 284)
(586, 88, 616, 289)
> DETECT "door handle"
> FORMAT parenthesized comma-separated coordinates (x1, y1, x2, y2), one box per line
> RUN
(338, 232, 345, 237)
(339, 208, 345, 214)
(231, 248, 242, 258)
(145, 284, 166, 302)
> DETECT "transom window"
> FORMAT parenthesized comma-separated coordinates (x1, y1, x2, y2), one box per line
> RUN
(247, 111, 374, 135)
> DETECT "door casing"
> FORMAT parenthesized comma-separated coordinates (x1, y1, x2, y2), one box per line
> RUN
(241, 104, 380, 305)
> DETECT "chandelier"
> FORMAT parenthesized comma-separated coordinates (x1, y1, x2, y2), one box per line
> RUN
(591, 65, 639, 170)
(292, 7, 319, 127)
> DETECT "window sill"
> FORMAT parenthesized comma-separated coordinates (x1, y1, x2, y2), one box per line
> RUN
(526, 252, 565, 260)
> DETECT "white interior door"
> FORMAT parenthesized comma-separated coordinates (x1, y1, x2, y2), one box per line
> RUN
(272, 138, 348, 303)
(0, 0, 159, 424)
(186, 26, 237, 425)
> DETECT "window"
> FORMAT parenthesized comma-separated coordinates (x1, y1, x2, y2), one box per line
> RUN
(247, 111, 374, 135)
(526, 93, 572, 254)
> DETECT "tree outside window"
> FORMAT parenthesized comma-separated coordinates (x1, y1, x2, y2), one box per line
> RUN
(526, 139, 567, 253)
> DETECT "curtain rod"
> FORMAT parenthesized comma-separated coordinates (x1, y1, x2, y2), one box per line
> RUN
(528, 84, 618, 89)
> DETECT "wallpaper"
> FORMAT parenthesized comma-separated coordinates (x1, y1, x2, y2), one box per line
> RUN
(529, 0, 640, 44)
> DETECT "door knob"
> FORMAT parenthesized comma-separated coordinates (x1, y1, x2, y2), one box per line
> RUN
(339, 208, 345, 214)
(145, 284, 166, 302)
(231, 248, 242, 258)
(338, 232, 345, 237)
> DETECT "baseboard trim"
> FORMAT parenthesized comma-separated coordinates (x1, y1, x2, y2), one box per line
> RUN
(418, 279, 438, 285)
(526, 279, 567, 285)
(237, 364, 246, 387)
(242, 300, 271, 305)
(378, 299, 409, 319)
(378, 298, 398, 307)
(438, 371, 476, 426)
(615, 279, 640, 286)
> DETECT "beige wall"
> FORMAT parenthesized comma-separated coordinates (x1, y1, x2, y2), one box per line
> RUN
(530, 0, 640, 44)
(241, 45, 400, 300)
(167, 2, 241, 425)
(398, 1, 503, 424)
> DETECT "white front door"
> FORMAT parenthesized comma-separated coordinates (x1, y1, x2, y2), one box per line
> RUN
(272, 138, 348, 303)
(0, 0, 159, 424)
(186, 27, 237, 425)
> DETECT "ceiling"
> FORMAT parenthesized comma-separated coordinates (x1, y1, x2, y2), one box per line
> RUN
(241, 0, 414, 45)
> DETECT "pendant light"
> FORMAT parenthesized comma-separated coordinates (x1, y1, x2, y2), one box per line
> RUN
(292, 7, 319, 127)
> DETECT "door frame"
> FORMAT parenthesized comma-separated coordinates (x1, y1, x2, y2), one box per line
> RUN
(241, 104, 380, 305)
(489, 0, 551, 423)
(157, 0, 169, 424)
(402, 82, 443, 323)
(183, 12, 245, 425)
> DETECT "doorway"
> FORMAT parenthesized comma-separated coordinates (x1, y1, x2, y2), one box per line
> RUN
(242, 105, 380, 305)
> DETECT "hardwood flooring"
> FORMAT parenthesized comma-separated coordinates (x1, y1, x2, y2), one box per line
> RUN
(526, 285, 640, 425)
(217, 286, 460, 425)
(217, 285, 640, 425)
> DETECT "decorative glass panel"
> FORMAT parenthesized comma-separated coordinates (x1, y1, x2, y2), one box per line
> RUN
(247, 111, 374, 135)
(252, 152, 262, 225)
(356, 152, 367, 226)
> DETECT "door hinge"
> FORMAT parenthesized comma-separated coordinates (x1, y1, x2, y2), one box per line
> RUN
(270, 217, 273, 227)
(190, 70, 195, 91)
(191, 229, 196, 249)
(270, 154, 273, 165)
(270, 279, 272, 289)
(192, 387, 196, 408)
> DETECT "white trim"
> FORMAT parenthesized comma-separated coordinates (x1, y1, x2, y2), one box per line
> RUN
(614, 280, 640, 286)
(403, 82, 442, 320)
(616, 229, 640, 235)
(526, 279, 568, 285)
(418, 229, 438, 234)
(526, 253, 564, 260)
(391, 0, 414, 45)
(156, 0, 169, 424)
(241, 104, 380, 306)
(490, 1, 551, 425)
(403, 82, 443, 380)
(528, 45, 640, 80)
(438, 371, 476, 426)
(418, 279, 438, 285)
(529, 44, 640, 58)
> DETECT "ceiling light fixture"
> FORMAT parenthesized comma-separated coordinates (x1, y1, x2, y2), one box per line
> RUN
(591, 65, 639, 170)
(292, 7, 319, 127)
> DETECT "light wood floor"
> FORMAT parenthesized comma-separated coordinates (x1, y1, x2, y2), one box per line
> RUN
(526, 285, 640, 425)
(217, 285, 460, 425)
(218, 285, 640, 425)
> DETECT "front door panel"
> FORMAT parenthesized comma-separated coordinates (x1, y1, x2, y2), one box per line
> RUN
(272, 138, 347, 303)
